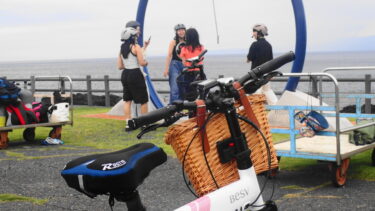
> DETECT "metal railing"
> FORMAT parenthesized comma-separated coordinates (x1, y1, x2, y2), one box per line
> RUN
(3, 72, 374, 107)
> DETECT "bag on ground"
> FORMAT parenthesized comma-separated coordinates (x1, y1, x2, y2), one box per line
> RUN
(32, 101, 51, 123)
(48, 102, 70, 123)
(5, 101, 37, 125)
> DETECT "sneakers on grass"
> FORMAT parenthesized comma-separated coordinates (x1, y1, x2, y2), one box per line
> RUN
(42, 137, 64, 145)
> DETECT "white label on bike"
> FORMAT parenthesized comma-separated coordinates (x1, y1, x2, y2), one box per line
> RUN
(101, 160, 127, 170)
(229, 188, 249, 204)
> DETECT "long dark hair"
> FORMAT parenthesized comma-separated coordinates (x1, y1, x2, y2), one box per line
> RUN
(120, 38, 136, 59)
(185, 28, 201, 52)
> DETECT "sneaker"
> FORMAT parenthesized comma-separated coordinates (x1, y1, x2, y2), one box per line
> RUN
(125, 125, 132, 132)
(125, 119, 132, 132)
(42, 137, 64, 145)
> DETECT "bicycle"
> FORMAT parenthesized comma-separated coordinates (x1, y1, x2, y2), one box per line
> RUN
(61, 51, 295, 211)
(176, 49, 207, 102)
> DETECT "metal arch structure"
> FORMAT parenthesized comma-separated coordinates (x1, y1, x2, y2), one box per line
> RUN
(285, 0, 307, 91)
(135, 0, 307, 109)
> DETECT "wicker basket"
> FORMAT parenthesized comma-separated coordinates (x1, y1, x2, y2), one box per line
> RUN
(164, 94, 278, 196)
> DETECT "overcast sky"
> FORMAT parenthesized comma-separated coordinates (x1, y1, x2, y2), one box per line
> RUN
(1, 0, 375, 62)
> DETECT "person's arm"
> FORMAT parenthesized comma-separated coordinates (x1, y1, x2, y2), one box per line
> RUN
(163, 40, 175, 77)
(117, 52, 125, 70)
(143, 36, 151, 51)
(246, 43, 256, 63)
(134, 45, 148, 67)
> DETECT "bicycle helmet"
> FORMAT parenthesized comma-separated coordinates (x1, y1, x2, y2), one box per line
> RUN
(125, 20, 141, 29)
(174, 24, 186, 31)
(121, 27, 138, 41)
(252, 24, 268, 36)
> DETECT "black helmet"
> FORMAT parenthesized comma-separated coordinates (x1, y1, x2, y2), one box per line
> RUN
(126, 20, 141, 29)
(174, 24, 186, 31)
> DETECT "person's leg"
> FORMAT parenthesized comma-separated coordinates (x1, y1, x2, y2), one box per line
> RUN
(169, 60, 183, 104)
(261, 83, 278, 105)
(140, 103, 148, 114)
(124, 101, 132, 119)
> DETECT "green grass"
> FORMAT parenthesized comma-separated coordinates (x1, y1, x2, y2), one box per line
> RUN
(0, 194, 47, 205)
(7, 106, 174, 155)
(7, 106, 375, 180)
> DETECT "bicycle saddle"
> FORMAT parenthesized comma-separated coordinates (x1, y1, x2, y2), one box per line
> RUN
(61, 143, 167, 197)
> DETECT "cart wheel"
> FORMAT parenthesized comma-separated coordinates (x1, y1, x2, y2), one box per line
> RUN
(23, 128, 36, 142)
(49, 127, 62, 139)
(331, 158, 350, 187)
(371, 149, 375, 167)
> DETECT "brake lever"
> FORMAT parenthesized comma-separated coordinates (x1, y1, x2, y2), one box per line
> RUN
(136, 113, 186, 139)
(136, 124, 161, 139)
(243, 71, 282, 94)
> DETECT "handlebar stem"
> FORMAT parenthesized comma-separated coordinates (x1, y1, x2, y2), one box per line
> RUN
(223, 102, 252, 170)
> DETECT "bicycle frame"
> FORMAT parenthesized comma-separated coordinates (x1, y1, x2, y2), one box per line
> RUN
(175, 167, 263, 211)
(176, 88, 267, 211)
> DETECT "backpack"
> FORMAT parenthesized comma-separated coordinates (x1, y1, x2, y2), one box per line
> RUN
(0, 78, 21, 105)
(349, 119, 375, 145)
(5, 101, 37, 125)
(32, 101, 51, 123)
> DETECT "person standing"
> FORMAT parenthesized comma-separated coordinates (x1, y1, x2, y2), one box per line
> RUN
(247, 24, 277, 105)
(164, 24, 186, 104)
(178, 28, 206, 101)
(117, 21, 149, 131)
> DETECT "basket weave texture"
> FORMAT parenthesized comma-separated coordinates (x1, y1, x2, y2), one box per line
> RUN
(164, 94, 278, 196)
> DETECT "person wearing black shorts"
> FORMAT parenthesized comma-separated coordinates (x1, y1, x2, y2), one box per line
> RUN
(117, 20, 150, 131)
(121, 68, 148, 104)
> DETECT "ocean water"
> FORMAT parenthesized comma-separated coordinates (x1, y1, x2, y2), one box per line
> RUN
(1, 51, 375, 106)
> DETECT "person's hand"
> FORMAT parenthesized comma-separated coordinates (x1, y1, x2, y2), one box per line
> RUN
(144, 39, 150, 49)
(163, 69, 169, 77)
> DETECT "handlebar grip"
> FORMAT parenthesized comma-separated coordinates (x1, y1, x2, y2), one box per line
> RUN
(198, 49, 208, 59)
(239, 51, 295, 84)
(128, 105, 177, 130)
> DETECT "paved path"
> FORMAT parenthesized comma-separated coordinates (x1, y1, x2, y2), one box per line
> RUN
(0, 142, 375, 211)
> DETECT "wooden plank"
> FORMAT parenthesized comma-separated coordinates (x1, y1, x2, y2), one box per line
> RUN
(0, 121, 72, 131)
(274, 134, 375, 157)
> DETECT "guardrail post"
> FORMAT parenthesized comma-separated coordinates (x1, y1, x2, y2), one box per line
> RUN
(365, 74, 371, 113)
(30, 76, 35, 96)
(86, 75, 93, 106)
(60, 77, 65, 94)
(104, 75, 110, 107)
(311, 76, 318, 98)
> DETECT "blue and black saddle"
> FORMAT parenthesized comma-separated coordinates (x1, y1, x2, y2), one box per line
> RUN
(61, 143, 167, 198)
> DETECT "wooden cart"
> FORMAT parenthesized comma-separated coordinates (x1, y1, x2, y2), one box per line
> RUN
(268, 72, 375, 187)
(0, 76, 73, 149)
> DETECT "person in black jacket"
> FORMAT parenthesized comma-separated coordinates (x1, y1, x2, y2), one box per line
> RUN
(247, 24, 277, 105)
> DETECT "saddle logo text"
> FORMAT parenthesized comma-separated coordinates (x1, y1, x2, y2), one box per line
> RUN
(101, 160, 127, 170)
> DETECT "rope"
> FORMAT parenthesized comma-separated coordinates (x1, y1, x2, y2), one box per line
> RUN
(212, 0, 220, 44)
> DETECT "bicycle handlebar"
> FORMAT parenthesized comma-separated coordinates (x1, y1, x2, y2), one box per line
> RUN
(238, 51, 295, 84)
(128, 101, 197, 130)
(128, 51, 295, 130)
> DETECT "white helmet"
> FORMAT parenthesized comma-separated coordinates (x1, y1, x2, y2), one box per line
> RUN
(253, 24, 268, 36)
(121, 27, 137, 41)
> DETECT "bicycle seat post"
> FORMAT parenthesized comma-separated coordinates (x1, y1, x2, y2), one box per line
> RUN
(113, 190, 146, 211)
